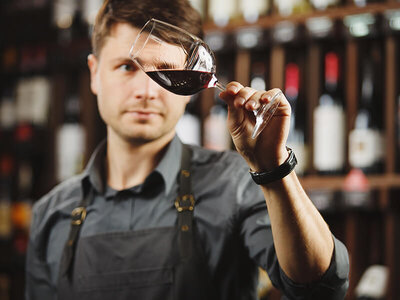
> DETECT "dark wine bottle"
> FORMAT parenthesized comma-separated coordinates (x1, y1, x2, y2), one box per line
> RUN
(56, 88, 85, 182)
(285, 62, 308, 175)
(349, 48, 384, 173)
(313, 51, 345, 174)
(0, 155, 14, 241)
(12, 123, 34, 255)
(250, 60, 267, 91)
(0, 274, 11, 300)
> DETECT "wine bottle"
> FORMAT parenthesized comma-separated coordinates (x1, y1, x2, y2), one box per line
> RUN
(310, 0, 342, 11)
(30, 76, 51, 127)
(12, 124, 34, 255)
(0, 91, 16, 132)
(56, 92, 85, 182)
(188, 0, 206, 19)
(176, 95, 201, 146)
(53, 0, 87, 42)
(0, 155, 13, 241)
(348, 52, 384, 173)
(208, 0, 239, 27)
(239, 0, 270, 23)
(0, 274, 10, 300)
(204, 71, 231, 151)
(273, 0, 312, 17)
(203, 99, 231, 151)
(250, 60, 267, 91)
(285, 62, 308, 175)
(53, 0, 78, 30)
(313, 51, 346, 174)
(82, 0, 103, 26)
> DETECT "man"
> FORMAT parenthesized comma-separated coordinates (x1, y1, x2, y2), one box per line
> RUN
(26, 0, 349, 299)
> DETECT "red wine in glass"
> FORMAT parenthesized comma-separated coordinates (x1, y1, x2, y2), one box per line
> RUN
(145, 70, 216, 96)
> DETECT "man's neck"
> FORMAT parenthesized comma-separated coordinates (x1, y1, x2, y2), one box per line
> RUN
(106, 133, 173, 190)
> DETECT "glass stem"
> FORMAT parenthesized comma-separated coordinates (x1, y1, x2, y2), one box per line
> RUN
(215, 81, 226, 92)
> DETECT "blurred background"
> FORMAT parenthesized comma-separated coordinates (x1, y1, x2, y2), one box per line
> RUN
(0, 0, 400, 299)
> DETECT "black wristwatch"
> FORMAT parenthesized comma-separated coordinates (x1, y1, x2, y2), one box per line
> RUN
(249, 147, 297, 185)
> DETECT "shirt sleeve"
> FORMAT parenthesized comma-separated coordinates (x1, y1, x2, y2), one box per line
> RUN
(236, 173, 349, 299)
(25, 201, 57, 300)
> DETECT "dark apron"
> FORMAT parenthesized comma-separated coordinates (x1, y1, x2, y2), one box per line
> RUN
(57, 144, 217, 300)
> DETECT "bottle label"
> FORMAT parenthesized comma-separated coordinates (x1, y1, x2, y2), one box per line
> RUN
(56, 124, 86, 182)
(313, 104, 345, 171)
(349, 128, 383, 168)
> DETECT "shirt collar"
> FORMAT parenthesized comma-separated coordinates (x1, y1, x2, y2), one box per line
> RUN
(82, 135, 183, 196)
(155, 134, 182, 196)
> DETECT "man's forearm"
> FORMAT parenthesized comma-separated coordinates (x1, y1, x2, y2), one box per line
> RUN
(261, 171, 334, 283)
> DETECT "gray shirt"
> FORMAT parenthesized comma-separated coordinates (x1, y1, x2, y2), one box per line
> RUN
(26, 135, 349, 300)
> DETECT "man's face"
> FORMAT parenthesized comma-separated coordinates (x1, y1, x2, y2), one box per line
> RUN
(88, 23, 190, 144)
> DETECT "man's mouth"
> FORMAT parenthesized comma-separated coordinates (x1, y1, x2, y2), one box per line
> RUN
(125, 110, 161, 119)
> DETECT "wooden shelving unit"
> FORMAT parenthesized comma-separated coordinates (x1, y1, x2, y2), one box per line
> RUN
(300, 174, 400, 190)
(204, 2, 400, 32)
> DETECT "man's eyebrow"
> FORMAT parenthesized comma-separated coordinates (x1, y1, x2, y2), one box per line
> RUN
(154, 61, 180, 70)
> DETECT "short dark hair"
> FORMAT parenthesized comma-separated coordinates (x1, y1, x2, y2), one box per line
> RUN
(92, 0, 203, 56)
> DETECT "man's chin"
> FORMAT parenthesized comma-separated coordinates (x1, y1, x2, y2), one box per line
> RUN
(123, 130, 172, 145)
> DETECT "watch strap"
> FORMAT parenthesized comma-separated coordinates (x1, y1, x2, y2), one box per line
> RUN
(249, 147, 297, 185)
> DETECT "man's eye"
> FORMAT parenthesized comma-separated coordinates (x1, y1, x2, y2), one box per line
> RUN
(119, 64, 136, 72)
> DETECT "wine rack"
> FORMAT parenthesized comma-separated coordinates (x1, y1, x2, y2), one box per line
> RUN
(1, 0, 400, 299)
(202, 2, 400, 300)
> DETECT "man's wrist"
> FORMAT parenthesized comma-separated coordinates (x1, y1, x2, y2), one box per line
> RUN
(249, 147, 297, 185)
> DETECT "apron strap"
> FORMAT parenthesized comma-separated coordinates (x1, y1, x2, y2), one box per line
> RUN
(175, 144, 195, 260)
(59, 186, 92, 277)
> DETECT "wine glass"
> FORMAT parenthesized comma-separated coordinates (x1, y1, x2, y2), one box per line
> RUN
(129, 18, 282, 139)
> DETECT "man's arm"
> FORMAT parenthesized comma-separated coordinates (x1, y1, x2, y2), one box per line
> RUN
(26, 204, 56, 300)
(220, 82, 345, 284)
(259, 169, 333, 283)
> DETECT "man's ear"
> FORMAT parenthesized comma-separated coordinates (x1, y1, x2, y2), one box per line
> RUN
(87, 54, 99, 95)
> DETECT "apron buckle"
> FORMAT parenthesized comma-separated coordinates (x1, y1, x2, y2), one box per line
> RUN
(175, 194, 194, 212)
(71, 207, 87, 225)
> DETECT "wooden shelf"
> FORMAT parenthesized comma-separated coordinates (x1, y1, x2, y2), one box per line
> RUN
(300, 174, 400, 190)
(204, 2, 400, 32)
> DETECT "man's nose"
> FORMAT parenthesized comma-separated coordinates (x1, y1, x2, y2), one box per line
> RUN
(132, 71, 161, 100)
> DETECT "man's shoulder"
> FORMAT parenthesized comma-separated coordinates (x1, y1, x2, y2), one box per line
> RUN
(189, 145, 250, 184)
(32, 173, 85, 222)
(190, 145, 247, 168)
